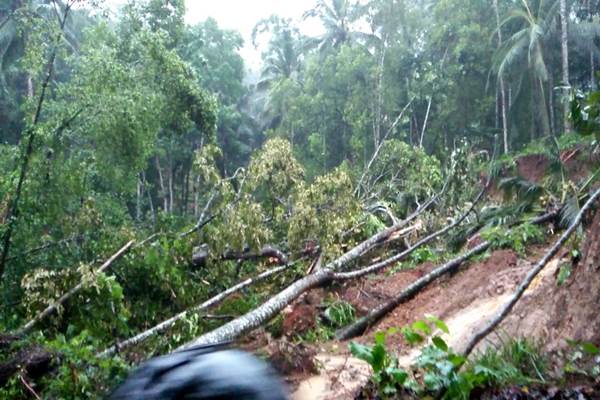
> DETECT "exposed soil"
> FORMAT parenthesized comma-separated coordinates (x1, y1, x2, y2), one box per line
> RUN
(516, 147, 593, 185)
(258, 206, 600, 399)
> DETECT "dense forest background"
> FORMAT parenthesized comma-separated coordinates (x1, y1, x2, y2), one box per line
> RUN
(0, 0, 599, 398)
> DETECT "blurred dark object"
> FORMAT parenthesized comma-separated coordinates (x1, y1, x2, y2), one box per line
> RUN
(110, 343, 288, 399)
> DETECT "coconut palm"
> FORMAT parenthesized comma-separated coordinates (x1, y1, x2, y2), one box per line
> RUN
(251, 16, 307, 131)
(303, 0, 362, 53)
(494, 0, 560, 140)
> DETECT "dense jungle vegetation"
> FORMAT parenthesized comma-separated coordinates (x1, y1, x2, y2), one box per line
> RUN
(0, 0, 599, 398)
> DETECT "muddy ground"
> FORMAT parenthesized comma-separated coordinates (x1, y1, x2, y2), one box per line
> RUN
(263, 210, 600, 399)
(246, 151, 600, 399)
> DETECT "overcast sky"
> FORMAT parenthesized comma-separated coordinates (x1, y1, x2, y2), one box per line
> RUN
(104, 0, 324, 70)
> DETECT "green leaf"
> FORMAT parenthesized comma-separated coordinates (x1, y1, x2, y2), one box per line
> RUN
(556, 264, 571, 286)
(412, 320, 432, 335)
(448, 354, 466, 368)
(371, 344, 387, 372)
(349, 342, 373, 364)
(581, 342, 600, 355)
(374, 331, 387, 346)
(386, 367, 408, 385)
(402, 327, 424, 345)
(432, 336, 449, 352)
(426, 315, 450, 334)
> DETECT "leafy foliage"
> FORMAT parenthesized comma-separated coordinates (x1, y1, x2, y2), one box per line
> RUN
(352, 317, 548, 399)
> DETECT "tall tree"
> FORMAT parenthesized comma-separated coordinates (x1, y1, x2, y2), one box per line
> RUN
(495, 0, 560, 139)
(494, 0, 510, 153)
(560, 0, 571, 134)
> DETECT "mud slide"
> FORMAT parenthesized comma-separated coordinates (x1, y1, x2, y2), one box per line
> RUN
(291, 247, 564, 400)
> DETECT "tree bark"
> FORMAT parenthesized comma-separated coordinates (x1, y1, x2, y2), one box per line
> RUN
(462, 188, 600, 357)
(192, 245, 289, 268)
(335, 180, 488, 280)
(419, 96, 432, 148)
(97, 261, 296, 357)
(15, 240, 134, 336)
(174, 185, 488, 350)
(0, 345, 53, 387)
(155, 156, 168, 212)
(336, 210, 558, 340)
(560, 0, 572, 134)
(178, 269, 334, 348)
(336, 241, 491, 340)
(26, 75, 33, 99)
(136, 174, 143, 221)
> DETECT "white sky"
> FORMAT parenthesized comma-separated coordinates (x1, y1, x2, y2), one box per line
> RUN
(104, 0, 324, 70)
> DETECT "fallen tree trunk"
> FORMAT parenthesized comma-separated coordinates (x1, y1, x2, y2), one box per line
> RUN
(176, 187, 492, 349)
(336, 242, 491, 340)
(328, 184, 446, 272)
(192, 245, 289, 268)
(101, 215, 429, 355)
(98, 260, 297, 357)
(333, 182, 489, 280)
(0, 345, 54, 388)
(177, 269, 334, 349)
(15, 240, 134, 336)
(462, 187, 600, 358)
(336, 210, 557, 340)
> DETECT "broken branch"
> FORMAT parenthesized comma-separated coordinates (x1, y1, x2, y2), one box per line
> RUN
(15, 240, 134, 336)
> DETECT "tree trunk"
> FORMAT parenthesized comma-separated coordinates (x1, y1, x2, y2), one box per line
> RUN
(155, 156, 167, 212)
(337, 210, 557, 340)
(419, 96, 432, 148)
(136, 175, 143, 221)
(15, 241, 134, 335)
(98, 261, 295, 357)
(336, 241, 491, 340)
(373, 41, 387, 149)
(142, 171, 156, 225)
(493, 0, 509, 153)
(560, 0, 571, 134)
(549, 75, 556, 136)
(26, 75, 33, 99)
(592, 48, 596, 89)
(168, 161, 174, 213)
(178, 269, 334, 348)
(0, 3, 73, 278)
(538, 77, 551, 137)
(175, 185, 489, 349)
(462, 188, 600, 357)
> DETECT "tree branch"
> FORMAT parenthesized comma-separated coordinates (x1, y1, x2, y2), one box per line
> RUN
(15, 240, 134, 336)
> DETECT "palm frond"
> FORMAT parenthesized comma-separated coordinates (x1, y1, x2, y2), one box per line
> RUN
(559, 195, 581, 228)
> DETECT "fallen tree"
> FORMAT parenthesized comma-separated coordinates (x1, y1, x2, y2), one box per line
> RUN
(15, 240, 134, 336)
(97, 259, 299, 357)
(98, 216, 426, 356)
(0, 345, 53, 387)
(336, 210, 557, 340)
(461, 187, 600, 358)
(192, 245, 289, 268)
(175, 185, 490, 349)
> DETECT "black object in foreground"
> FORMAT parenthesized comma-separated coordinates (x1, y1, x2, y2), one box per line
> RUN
(110, 343, 288, 400)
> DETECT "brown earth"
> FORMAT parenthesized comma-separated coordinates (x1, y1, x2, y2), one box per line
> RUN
(515, 147, 593, 184)
(498, 207, 600, 351)
(257, 206, 600, 399)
